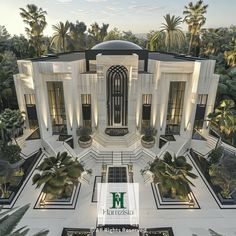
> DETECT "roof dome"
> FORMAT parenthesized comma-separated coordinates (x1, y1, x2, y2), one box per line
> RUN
(91, 40, 143, 50)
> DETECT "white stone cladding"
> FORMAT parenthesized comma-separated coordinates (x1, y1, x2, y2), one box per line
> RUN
(14, 52, 219, 145)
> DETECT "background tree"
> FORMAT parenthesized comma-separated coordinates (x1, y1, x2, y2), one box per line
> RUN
(51, 21, 70, 53)
(160, 14, 185, 52)
(69, 21, 87, 50)
(0, 51, 18, 111)
(183, 0, 208, 56)
(0, 26, 11, 53)
(104, 28, 122, 41)
(20, 4, 47, 57)
(208, 99, 236, 140)
(146, 31, 166, 51)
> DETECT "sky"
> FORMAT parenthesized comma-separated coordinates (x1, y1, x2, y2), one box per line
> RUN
(0, 0, 236, 36)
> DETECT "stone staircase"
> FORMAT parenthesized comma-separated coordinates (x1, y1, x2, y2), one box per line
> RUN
(13, 129, 34, 149)
(207, 135, 220, 149)
(93, 132, 140, 148)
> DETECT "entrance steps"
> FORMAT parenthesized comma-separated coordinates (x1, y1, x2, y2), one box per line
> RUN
(93, 132, 140, 148)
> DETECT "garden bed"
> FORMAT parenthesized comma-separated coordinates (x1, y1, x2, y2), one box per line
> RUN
(189, 149, 236, 208)
(34, 183, 81, 209)
(151, 183, 200, 209)
(0, 149, 43, 208)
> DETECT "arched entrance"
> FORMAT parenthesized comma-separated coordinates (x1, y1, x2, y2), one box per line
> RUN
(107, 65, 128, 127)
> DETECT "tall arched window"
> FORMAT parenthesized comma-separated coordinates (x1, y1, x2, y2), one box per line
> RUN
(107, 65, 128, 126)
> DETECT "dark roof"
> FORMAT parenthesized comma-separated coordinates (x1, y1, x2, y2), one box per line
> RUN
(148, 52, 206, 62)
(30, 52, 85, 62)
(91, 40, 143, 50)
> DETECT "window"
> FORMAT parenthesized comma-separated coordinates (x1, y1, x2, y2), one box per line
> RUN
(192, 94, 208, 133)
(197, 94, 208, 106)
(81, 94, 91, 128)
(142, 94, 152, 131)
(24, 94, 38, 129)
(47, 82, 67, 134)
(24, 94, 35, 105)
(165, 82, 186, 135)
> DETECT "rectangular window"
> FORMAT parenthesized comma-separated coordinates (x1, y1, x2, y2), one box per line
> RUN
(47, 82, 67, 134)
(142, 94, 152, 131)
(24, 94, 36, 105)
(192, 94, 208, 135)
(197, 94, 208, 106)
(24, 94, 38, 129)
(165, 81, 186, 135)
(81, 94, 91, 128)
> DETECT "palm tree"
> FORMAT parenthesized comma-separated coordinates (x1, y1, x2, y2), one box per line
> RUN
(183, 0, 208, 56)
(69, 21, 87, 50)
(150, 152, 197, 199)
(51, 21, 71, 53)
(208, 99, 236, 136)
(146, 31, 165, 51)
(160, 14, 185, 52)
(20, 4, 47, 57)
(0, 204, 49, 236)
(99, 23, 109, 41)
(224, 38, 236, 67)
(32, 152, 84, 199)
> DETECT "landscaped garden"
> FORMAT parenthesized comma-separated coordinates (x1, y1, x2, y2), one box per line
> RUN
(0, 108, 42, 206)
(33, 151, 90, 209)
(143, 151, 198, 208)
(190, 146, 236, 205)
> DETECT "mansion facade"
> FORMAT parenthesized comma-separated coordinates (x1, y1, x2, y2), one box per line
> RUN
(14, 40, 219, 145)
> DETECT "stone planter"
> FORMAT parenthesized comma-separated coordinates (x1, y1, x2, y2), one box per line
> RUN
(141, 136, 155, 148)
(78, 136, 92, 148)
(218, 193, 235, 205)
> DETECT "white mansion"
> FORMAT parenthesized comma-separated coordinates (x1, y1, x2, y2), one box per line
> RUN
(14, 40, 219, 146)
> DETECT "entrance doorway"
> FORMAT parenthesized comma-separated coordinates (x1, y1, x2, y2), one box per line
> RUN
(107, 65, 128, 127)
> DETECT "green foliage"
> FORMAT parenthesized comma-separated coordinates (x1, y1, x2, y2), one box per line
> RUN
(208, 147, 223, 165)
(183, 0, 208, 56)
(160, 14, 185, 52)
(208, 99, 236, 136)
(0, 108, 24, 143)
(77, 127, 91, 142)
(19, 4, 47, 57)
(32, 152, 84, 199)
(149, 152, 198, 199)
(209, 162, 236, 198)
(68, 21, 87, 50)
(1, 144, 21, 164)
(51, 21, 71, 53)
(142, 127, 156, 142)
(0, 204, 49, 236)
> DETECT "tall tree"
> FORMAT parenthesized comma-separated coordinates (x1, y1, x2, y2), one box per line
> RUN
(69, 21, 87, 50)
(104, 28, 122, 41)
(20, 4, 47, 57)
(51, 21, 71, 53)
(10, 35, 31, 59)
(88, 22, 109, 46)
(146, 31, 165, 51)
(0, 26, 10, 52)
(183, 0, 208, 56)
(161, 14, 185, 52)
